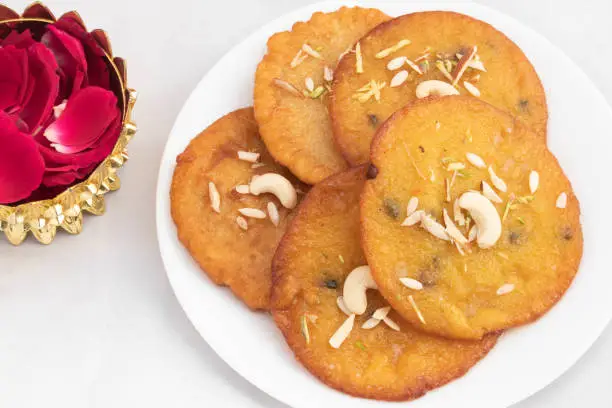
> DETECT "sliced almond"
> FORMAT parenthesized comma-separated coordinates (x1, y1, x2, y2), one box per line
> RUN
(405, 58, 423, 75)
(273, 78, 302, 97)
(444, 209, 468, 245)
(466, 152, 486, 168)
(235, 216, 248, 231)
(383, 317, 400, 331)
(463, 81, 481, 97)
(208, 181, 221, 213)
(421, 213, 451, 241)
(399, 277, 423, 291)
(375, 39, 411, 59)
(454, 199, 466, 226)
(408, 295, 426, 325)
(488, 166, 508, 192)
(301, 315, 310, 344)
(452, 45, 478, 86)
(556, 192, 567, 209)
(336, 296, 352, 316)
(304, 77, 314, 92)
(455, 54, 487, 72)
(329, 314, 355, 349)
(401, 210, 424, 227)
(406, 197, 419, 216)
(529, 171, 539, 194)
(435, 60, 454, 82)
(237, 151, 260, 163)
(372, 306, 391, 320)
(355, 42, 363, 74)
(361, 317, 381, 329)
(338, 46, 352, 62)
(238, 208, 266, 219)
(497, 283, 515, 296)
(387, 56, 407, 71)
(302, 43, 323, 59)
(323, 66, 334, 82)
(447, 162, 466, 172)
(267, 202, 280, 226)
(290, 49, 306, 68)
(482, 181, 503, 203)
(390, 70, 409, 87)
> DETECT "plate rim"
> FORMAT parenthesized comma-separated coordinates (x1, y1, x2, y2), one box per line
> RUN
(155, 2, 612, 407)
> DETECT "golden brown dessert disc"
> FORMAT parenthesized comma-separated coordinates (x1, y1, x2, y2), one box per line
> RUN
(171, 107, 304, 310)
(272, 166, 499, 400)
(330, 11, 547, 165)
(254, 6, 390, 184)
(361, 97, 582, 339)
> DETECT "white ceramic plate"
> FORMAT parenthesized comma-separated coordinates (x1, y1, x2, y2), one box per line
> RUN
(156, 2, 612, 407)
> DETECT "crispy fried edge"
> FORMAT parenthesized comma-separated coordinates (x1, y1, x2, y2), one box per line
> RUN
(254, 7, 390, 184)
(170, 107, 272, 310)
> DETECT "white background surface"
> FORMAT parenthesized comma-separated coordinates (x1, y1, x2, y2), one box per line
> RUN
(1, 0, 611, 407)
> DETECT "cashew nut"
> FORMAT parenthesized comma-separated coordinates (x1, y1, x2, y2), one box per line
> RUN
(458, 191, 502, 249)
(416, 80, 460, 99)
(342, 265, 378, 315)
(249, 173, 297, 209)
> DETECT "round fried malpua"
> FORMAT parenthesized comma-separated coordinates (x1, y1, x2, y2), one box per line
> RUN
(171, 107, 305, 310)
(361, 97, 582, 340)
(254, 6, 390, 184)
(330, 11, 547, 166)
(271, 166, 499, 401)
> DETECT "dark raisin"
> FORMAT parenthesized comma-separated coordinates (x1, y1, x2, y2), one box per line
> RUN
(518, 99, 530, 112)
(509, 231, 521, 245)
(366, 164, 378, 179)
(419, 256, 441, 287)
(368, 114, 379, 127)
(561, 226, 574, 241)
(323, 279, 338, 289)
(418, 145, 425, 153)
(383, 198, 400, 219)
(432, 256, 441, 270)
(419, 269, 439, 287)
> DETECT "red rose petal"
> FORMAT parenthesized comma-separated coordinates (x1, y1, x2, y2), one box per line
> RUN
(44, 86, 117, 153)
(39, 112, 122, 187)
(1, 29, 36, 48)
(0, 45, 29, 112)
(54, 17, 110, 90)
(0, 112, 45, 204)
(19, 43, 59, 133)
(41, 26, 87, 101)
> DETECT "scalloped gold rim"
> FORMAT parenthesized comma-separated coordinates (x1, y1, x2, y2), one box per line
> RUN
(0, 4, 137, 245)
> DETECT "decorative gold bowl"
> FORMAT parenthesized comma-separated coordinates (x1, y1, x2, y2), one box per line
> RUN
(0, 2, 137, 245)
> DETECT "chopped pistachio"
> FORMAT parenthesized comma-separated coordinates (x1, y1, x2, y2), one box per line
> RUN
(310, 85, 326, 99)
(355, 340, 366, 351)
(516, 195, 535, 204)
